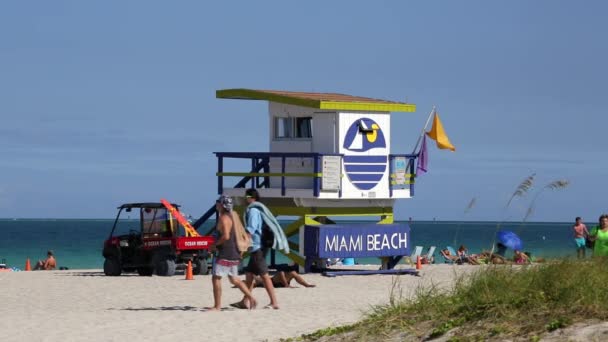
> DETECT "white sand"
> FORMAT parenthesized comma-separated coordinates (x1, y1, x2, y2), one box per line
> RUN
(0, 265, 476, 342)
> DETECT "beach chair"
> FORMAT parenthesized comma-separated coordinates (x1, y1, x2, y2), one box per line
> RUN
(409, 246, 424, 264)
(422, 246, 436, 264)
(441, 246, 460, 264)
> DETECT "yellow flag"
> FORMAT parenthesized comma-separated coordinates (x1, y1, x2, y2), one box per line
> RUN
(426, 112, 456, 151)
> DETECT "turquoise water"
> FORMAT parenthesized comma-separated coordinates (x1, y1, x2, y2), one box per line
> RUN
(0, 219, 578, 269)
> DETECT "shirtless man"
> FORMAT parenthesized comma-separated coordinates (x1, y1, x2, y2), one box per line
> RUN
(35, 250, 56, 270)
(209, 196, 256, 311)
(254, 265, 315, 288)
(573, 217, 589, 259)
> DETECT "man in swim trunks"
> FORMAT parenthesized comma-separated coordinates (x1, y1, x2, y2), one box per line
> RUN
(573, 216, 589, 259)
(209, 196, 256, 311)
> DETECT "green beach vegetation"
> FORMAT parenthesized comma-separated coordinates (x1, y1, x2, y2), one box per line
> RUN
(288, 258, 608, 341)
(280, 175, 581, 341)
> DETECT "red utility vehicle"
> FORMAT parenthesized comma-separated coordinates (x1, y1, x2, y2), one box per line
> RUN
(102, 202, 214, 276)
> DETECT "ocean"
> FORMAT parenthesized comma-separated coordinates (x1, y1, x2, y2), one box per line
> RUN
(0, 219, 580, 270)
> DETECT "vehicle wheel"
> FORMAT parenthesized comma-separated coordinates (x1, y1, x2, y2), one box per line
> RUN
(193, 258, 209, 275)
(155, 257, 176, 276)
(103, 258, 122, 276)
(137, 267, 154, 276)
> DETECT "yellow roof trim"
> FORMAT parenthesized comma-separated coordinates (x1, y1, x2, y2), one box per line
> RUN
(320, 101, 416, 112)
(216, 88, 416, 113)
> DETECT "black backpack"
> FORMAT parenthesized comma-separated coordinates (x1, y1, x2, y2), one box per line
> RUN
(261, 222, 274, 249)
(246, 207, 275, 249)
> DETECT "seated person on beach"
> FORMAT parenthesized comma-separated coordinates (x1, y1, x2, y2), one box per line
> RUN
(34, 250, 56, 270)
(254, 265, 315, 288)
(513, 250, 531, 264)
(478, 251, 507, 264)
(420, 255, 434, 264)
(441, 249, 461, 263)
(457, 245, 481, 265)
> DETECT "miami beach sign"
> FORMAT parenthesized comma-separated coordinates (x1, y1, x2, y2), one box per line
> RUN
(304, 224, 410, 259)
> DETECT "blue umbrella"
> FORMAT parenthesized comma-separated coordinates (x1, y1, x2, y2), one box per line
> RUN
(496, 230, 523, 250)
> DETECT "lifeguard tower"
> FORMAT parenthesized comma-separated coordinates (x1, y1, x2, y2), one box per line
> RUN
(194, 89, 421, 272)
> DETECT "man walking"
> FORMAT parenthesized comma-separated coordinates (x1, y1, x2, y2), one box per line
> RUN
(234, 188, 279, 309)
(573, 216, 589, 259)
(209, 195, 256, 311)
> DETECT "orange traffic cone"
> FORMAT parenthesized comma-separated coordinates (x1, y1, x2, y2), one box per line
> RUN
(416, 256, 422, 270)
(25, 258, 32, 271)
(185, 260, 193, 280)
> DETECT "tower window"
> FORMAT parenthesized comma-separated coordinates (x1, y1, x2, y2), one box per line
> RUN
(295, 117, 312, 138)
(274, 117, 292, 138)
(274, 117, 313, 139)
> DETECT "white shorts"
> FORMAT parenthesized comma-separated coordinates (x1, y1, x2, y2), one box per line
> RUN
(212, 258, 240, 277)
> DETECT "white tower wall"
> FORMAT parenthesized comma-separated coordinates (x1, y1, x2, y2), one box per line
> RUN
(233, 102, 407, 201)
(338, 112, 391, 199)
(268, 102, 315, 189)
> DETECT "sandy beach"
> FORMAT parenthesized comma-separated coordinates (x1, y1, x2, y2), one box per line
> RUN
(0, 265, 476, 342)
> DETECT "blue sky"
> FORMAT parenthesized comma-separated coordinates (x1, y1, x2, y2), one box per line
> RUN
(1, 1, 606, 222)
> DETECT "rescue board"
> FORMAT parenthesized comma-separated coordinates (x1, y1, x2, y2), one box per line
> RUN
(160, 198, 200, 237)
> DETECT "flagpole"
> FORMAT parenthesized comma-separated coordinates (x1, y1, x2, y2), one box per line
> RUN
(411, 105, 436, 155)
(405, 106, 435, 172)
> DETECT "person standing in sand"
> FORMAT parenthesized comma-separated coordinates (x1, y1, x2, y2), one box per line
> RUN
(573, 216, 589, 259)
(233, 188, 279, 310)
(588, 214, 608, 257)
(209, 195, 256, 311)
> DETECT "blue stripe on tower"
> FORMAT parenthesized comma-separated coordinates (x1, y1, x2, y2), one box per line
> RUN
(344, 164, 386, 172)
(343, 155, 387, 164)
(347, 174, 384, 182)
(351, 182, 377, 190)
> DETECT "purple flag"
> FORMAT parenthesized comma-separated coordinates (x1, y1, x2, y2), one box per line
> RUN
(417, 135, 428, 174)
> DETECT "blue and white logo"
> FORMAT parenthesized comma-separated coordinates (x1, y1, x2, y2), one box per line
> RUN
(343, 118, 386, 152)
(342, 118, 387, 190)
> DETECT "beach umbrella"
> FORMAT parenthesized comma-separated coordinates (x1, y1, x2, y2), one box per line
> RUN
(496, 230, 523, 250)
